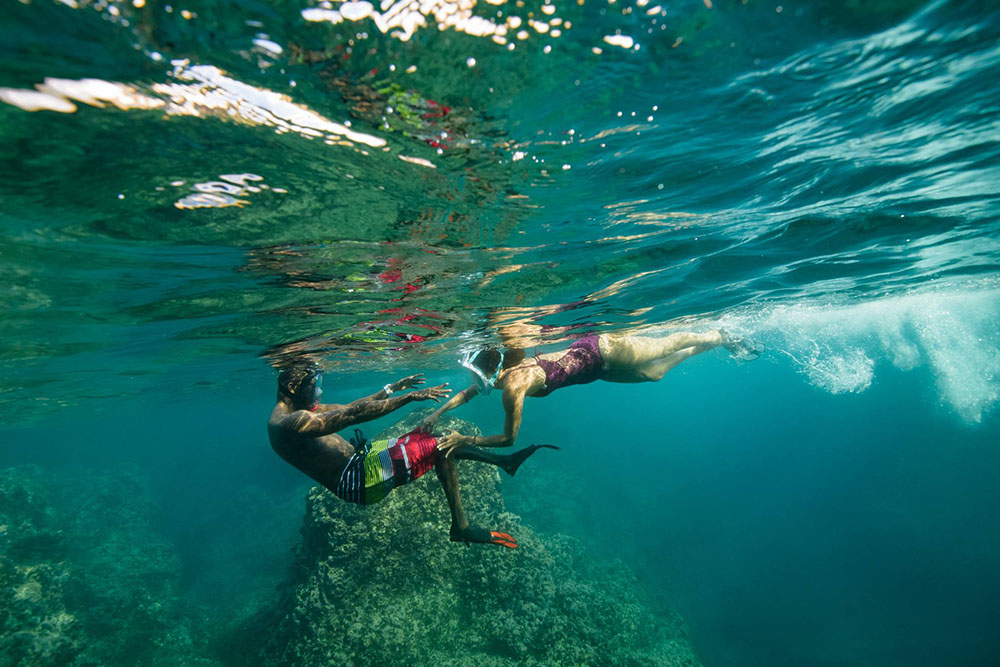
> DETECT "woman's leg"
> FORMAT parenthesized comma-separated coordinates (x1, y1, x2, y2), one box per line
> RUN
(452, 444, 559, 476)
(599, 331, 723, 382)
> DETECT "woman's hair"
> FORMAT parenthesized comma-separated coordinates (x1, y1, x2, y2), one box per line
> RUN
(472, 347, 524, 374)
(472, 348, 503, 376)
(502, 348, 525, 369)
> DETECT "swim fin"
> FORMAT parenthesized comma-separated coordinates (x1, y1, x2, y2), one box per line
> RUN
(502, 444, 559, 477)
(449, 525, 518, 549)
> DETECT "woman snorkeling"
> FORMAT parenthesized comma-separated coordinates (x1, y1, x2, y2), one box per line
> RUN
(424, 329, 759, 455)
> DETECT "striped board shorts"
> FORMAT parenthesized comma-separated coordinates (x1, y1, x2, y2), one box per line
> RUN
(334, 429, 438, 505)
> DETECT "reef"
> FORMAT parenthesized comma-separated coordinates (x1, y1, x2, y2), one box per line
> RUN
(0, 465, 210, 667)
(1, 411, 700, 666)
(262, 411, 700, 666)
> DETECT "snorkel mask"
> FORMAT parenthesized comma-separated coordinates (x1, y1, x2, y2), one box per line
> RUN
(278, 365, 324, 410)
(306, 372, 323, 408)
(460, 349, 504, 395)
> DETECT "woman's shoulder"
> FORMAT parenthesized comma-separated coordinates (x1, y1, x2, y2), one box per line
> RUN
(499, 359, 544, 389)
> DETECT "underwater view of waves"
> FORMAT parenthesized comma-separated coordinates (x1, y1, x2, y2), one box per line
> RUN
(2, 0, 999, 664)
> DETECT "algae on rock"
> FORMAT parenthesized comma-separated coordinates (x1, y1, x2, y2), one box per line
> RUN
(1, 411, 702, 666)
(263, 410, 700, 666)
(0, 465, 210, 667)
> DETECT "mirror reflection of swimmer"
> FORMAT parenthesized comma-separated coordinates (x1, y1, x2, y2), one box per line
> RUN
(268, 367, 556, 548)
(427, 330, 759, 456)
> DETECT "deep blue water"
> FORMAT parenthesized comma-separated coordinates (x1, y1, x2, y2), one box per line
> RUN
(3, 0, 1000, 664)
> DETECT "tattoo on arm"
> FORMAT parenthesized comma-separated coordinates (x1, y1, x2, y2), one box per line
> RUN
(289, 395, 415, 437)
(328, 394, 414, 430)
(351, 387, 389, 406)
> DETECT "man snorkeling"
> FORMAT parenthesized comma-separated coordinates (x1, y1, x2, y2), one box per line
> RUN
(426, 329, 759, 455)
(268, 365, 556, 548)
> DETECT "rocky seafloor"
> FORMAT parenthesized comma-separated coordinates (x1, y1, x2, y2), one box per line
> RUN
(1, 411, 700, 666)
(0, 466, 209, 666)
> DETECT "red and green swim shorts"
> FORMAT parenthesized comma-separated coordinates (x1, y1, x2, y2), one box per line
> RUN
(334, 429, 438, 505)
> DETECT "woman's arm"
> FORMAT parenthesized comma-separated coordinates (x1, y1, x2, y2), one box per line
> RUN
(436, 385, 525, 455)
(473, 387, 523, 447)
(420, 384, 480, 430)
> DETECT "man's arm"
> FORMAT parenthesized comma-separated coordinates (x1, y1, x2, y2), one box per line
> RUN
(285, 385, 451, 437)
(313, 374, 430, 412)
(351, 374, 427, 406)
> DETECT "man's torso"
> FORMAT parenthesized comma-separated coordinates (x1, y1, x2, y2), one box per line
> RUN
(268, 405, 355, 491)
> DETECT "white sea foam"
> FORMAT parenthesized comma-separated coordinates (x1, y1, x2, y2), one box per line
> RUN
(715, 285, 1000, 423)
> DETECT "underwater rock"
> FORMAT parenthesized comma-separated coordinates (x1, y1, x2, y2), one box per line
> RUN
(0, 468, 79, 666)
(0, 465, 211, 667)
(262, 411, 700, 666)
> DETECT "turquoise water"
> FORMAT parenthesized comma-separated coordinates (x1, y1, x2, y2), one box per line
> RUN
(2, 0, 1000, 664)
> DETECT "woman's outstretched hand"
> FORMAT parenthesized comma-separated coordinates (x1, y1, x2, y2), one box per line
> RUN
(436, 429, 472, 458)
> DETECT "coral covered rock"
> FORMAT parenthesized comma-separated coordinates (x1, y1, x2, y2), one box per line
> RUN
(0, 468, 80, 666)
(0, 465, 209, 667)
(263, 411, 700, 666)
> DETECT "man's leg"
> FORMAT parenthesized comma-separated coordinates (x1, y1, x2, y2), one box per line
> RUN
(434, 453, 519, 549)
(396, 429, 527, 548)
(435, 456, 468, 533)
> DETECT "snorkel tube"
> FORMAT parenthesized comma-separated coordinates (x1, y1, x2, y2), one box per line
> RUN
(460, 349, 504, 395)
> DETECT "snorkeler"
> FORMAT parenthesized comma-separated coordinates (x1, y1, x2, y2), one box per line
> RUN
(427, 329, 758, 455)
(268, 365, 555, 548)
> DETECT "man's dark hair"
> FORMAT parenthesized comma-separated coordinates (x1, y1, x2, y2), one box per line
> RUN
(278, 365, 320, 399)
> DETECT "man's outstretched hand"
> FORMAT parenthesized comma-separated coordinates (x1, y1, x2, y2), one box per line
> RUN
(391, 374, 426, 392)
(410, 383, 451, 403)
